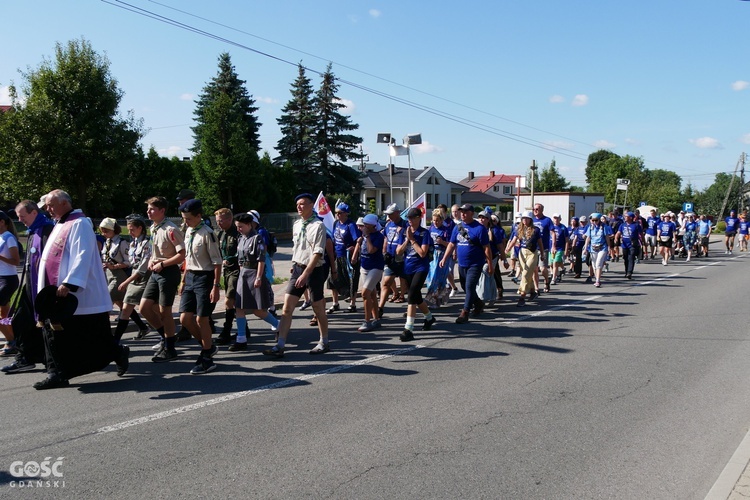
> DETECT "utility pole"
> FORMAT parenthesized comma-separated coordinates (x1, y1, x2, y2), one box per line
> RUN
(739, 152, 746, 212)
(529, 160, 537, 209)
(717, 153, 744, 223)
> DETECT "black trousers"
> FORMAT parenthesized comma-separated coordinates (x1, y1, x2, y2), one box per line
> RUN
(43, 312, 118, 380)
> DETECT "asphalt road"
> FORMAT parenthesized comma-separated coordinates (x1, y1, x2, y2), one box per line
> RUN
(0, 251, 748, 499)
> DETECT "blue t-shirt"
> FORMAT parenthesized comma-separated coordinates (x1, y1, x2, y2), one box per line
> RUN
(533, 216, 553, 250)
(646, 216, 659, 236)
(572, 225, 587, 248)
(585, 223, 613, 251)
(333, 219, 361, 258)
(550, 224, 568, 251)
(698, 220, 711, 236)
(658, 221, 676, 238)
(617, 221, 642, 249)
(429, 223, 450, 252)
(450, 220, 489, 268)
(739, 220, 749, 235)
(725, 216, 740, 234)
(403, 226, 433, 274)
(489, 225, 506, 257)
(360, 231, 385, 271)
(383, 218, 407, 256)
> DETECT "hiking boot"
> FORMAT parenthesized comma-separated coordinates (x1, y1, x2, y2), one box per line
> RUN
(116, 345, 130, 377)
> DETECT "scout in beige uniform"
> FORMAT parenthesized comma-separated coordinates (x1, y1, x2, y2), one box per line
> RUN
(139, 196, 185, 363)
(179, 199, 222, 375)
(263, 193, 330, 358)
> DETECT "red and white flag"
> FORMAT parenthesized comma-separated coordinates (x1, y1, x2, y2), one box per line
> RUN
(401, 192, 427, 227)
(314, 191, 335, 234)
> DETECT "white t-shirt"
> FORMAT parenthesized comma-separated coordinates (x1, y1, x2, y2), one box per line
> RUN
(0, 231, 19, 276)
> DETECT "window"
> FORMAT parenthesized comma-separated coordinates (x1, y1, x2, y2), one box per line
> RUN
(426, 194, 433, 209)
(503, 185, 513, 195)
(450, 194, 457, 206)
(427, 177, 433, 184)
(434, 194, 439, 206)
(434, 177, 440, 185)
(493, 186, 499, 192)
(381, 193, 386, 211)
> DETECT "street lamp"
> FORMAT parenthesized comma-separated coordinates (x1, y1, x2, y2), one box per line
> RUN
(377, 132, 423, 207)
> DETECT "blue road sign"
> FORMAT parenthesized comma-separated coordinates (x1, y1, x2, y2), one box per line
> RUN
(683, 202, 694, 213)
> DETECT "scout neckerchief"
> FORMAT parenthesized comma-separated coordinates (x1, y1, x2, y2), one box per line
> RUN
(43, 210, 86, 287)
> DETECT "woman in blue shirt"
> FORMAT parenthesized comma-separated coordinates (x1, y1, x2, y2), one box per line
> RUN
(425, 209, 451, 307)
(657, 213, 677, 265)
(683, 213, 698, 261)
(352, 214, 385, 332)
(583, 213, 613, 288)
(396, 208, 435, 341)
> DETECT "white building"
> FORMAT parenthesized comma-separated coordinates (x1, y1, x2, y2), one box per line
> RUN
(514, 192, 605, 221)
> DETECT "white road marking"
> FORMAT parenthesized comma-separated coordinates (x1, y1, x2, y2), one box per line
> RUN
(96, 345, 424, 434)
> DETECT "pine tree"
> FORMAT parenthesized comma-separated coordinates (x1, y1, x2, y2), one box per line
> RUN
(275, 63, 316, 172)
(311, 63, 363, 194)
(191, 53, 264, 210)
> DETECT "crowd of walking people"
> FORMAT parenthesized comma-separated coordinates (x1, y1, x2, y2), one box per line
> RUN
(0, 188, 743, 389)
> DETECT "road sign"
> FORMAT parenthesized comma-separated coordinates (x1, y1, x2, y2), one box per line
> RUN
(640, 201, 646, 206)
(683, 202, 694, 213)
(616, 178, 630, 185)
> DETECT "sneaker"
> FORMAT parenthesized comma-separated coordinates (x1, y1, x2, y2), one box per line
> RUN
(471, 304, 484, 318)
(268, 308, 279, 318)
(604, 263, 610, 273)
(729, 250, 734, 255)
(309, 343, 330, 354)
(151, 340, 165, 351)
(1, 343, 18, 357)
(190, 357, 216, 375)
(725, 250, 729, 255)
(175, 328, 192, 343)
(116, 345, 130, 377)
(33, 375, 69, 390)
(529, 291, 539, 301)
(585, 276, 593, 284)
(299, 300, 312, 311)
(357, 321, 373, 332)
(151, 347, 178, 363)
(422, 316, 436, 331)
(686, 257, 691, 262)
(595, 281, 601, 288)
(228, 341, 247, 351)
(517, 298, 526, 307)
(326, 304, 340, 314)
(136, 327, 151, 339)
(371, 319, 382, 329)
(347, 304, 357, 313)
(262, 345, 285, 358)
(399, 329, 414, 342)
(1, 359, 36, 374)
(206, 344, 219, 358)
(511, 277, 520, 284)
(377, 307, 384, 319)
(449, 288, 457, 298)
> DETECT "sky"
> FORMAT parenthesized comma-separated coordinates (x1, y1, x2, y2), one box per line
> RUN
(2, 0, 749, 191)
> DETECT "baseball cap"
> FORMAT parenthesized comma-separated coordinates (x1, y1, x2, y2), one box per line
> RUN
(625, 211, 635, 217)
(459, 204, 475, 212)
(383, 203, 400, 215)
(521, 210, 533, 219)
(335, 203, 350, 213)
(552, 213, 561, 219)
(176, 188, 195, 201)
(99, 217, 117, 231)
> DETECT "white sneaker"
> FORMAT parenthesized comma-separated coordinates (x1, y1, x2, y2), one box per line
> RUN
(449, 288, 457, 298)
(686, 257, 691, 262)
(152, 340, 164, 351)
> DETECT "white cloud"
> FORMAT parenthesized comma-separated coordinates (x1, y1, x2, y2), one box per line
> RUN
(624, 138, 640, 146)
(549, 95, 565, 104)
(180, 93, 194, 101)
(571, 94, 589, 107)
(335, 98, 355, 114)
(690, 137, 723, 149)
(348, 14, 359, 23)
(0, 86, 10, 105)
(369, 9, 381, 18)
(594, 139, 616, 149)
(732, 80, 749, 91)
(257, 96, 278, 104)
(741, 133, 750, 145)
(412, 141, 442, 154)
(158, 145, 186, 158)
